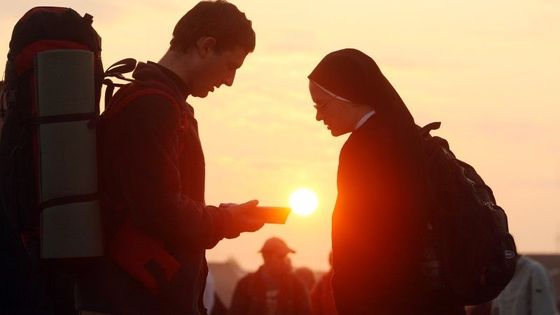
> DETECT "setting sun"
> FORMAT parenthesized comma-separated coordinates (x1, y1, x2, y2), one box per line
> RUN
(289, 188, 318, 216)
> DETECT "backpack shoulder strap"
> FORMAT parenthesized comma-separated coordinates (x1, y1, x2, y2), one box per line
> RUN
(101, 58, 184, 115)
(419, 121, 441, 136)
(103, 58, 138, 107)
(100, 80, 186, 134)
(102, 83, 182, 123)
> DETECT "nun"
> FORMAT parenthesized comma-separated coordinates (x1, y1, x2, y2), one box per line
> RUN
(307, 48, 464, 315)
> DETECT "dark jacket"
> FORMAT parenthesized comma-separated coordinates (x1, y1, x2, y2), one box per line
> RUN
(229, 266, 312, 315)
(331, 111, 465, 315)
(94, 62, 238, 315)
(310, 269, 337, 315)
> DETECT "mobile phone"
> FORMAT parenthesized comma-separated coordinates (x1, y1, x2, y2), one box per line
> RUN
(256, 206, 291, 224)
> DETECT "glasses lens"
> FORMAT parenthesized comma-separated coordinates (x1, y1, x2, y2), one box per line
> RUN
(314, 101, 328, 111)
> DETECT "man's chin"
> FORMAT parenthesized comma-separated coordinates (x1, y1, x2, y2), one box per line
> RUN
(192, 90, 210, 98)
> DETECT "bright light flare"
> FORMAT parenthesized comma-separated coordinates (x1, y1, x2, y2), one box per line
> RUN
(289, 188, 318, 216)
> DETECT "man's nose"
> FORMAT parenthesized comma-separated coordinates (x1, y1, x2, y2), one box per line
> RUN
(315, 110, 323, 121)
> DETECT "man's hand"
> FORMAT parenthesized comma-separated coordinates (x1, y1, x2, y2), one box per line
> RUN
(222, 200, 265, 236)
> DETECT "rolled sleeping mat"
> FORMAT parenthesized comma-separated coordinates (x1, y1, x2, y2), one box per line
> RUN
(36, 49, 103, 259)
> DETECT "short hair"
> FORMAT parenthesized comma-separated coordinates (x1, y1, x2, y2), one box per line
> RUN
(170, 0, 255, 53)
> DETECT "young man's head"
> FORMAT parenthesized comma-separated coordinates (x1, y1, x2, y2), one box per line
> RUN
(167, 0, 255, 97)
(171, 0, 255, 54)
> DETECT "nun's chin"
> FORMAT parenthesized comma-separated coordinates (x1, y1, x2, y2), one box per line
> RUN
(330, 128, 350, 137)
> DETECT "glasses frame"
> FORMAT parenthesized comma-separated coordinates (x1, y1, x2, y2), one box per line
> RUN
(313, 94, 338, 112)
(314, 93, 354, 112)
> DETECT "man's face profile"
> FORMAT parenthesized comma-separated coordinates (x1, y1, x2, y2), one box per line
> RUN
(191, 40, 248, 98)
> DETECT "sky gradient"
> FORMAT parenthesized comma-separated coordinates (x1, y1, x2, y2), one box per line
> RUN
(1, 0, 559, 271)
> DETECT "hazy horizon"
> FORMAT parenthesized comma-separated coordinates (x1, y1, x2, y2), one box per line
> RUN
(1, 0, 559, 272)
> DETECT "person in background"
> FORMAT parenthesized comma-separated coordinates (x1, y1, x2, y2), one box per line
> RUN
(491, 255, 557, 315)
(229, 237, 312, 315)
(310, 251, 337, 315)
(204, 270, 216, 314)
(90, 1, 266, 314)
(294, 267, 317, 293)
(306, 48, 465, 315)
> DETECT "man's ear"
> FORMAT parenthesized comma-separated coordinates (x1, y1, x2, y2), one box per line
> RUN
(196, 36, 217, 58)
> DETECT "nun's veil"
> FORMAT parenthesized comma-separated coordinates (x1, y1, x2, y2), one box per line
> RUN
(308, 48, 416, 127)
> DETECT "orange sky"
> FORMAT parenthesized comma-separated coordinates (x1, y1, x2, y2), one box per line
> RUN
(1, 0, 559, 271)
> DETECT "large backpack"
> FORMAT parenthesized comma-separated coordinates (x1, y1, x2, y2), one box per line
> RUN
(0, 6, 104, 313)
(419, 122, 517, 305)
(1, 6, 104, 258)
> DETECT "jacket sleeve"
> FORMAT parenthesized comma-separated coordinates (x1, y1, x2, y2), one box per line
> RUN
(293, 277, 313, 315)
(530, 260, 557, 315)
(112, 95, 239, 251)
(309, 281, 323, 315)
(228, 276, 250, 315)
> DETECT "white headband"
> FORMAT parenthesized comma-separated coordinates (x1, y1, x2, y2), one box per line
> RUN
(311, 80, 352, 102)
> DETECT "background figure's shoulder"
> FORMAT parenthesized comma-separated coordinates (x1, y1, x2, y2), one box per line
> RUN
(522, 256, 552, 280)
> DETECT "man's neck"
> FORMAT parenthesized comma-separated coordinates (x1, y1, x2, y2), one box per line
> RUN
(158, 49, 194, 92)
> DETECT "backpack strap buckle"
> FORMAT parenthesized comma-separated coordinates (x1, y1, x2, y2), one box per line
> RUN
(419, 121, 441, 136)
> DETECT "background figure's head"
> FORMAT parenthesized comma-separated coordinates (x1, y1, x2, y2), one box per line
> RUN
(168, 0, 255, 97)
(259, 237, 295, 275)
(308, 48, 413, 136)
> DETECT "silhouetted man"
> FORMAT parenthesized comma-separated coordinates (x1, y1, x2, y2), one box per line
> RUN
(91, 1, 266, 314)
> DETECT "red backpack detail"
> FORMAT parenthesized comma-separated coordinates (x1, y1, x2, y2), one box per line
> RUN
(97, 78, 185, 295)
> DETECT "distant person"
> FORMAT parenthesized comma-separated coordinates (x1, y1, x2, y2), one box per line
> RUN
(229, 237, 312, 315)
(307, 48, 465, 314)
(204, 270, 216, 314)
(89, 1, 266, 314)
(310, 251, 337, 315)
(294, 267, 316, 293)
(492, 255, 557, 315)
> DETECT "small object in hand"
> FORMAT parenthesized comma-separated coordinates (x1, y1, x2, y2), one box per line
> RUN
(256, 206, 291, 224)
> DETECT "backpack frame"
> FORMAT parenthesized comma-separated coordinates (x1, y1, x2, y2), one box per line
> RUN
(0, 7, 103, 312)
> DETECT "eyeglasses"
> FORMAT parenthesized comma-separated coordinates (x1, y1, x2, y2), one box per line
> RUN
(313, 94, 337, 112)
(313, 93, 353, 112)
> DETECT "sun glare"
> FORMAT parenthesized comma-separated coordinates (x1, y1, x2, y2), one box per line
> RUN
(289, 188, 318, 216)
